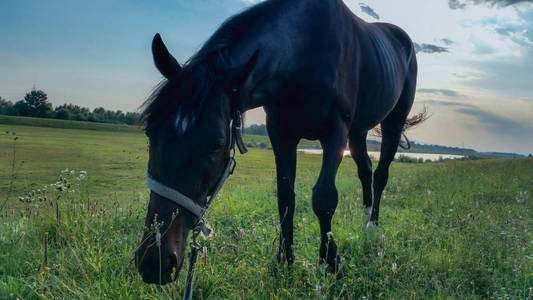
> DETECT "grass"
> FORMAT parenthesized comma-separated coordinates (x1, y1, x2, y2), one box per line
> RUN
(0, 121, 531, 299)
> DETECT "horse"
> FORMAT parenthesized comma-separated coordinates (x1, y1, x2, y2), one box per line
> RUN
(135, 0, 421, 284)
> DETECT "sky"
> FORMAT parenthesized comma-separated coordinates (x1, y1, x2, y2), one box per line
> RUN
(1, 0, 532, 154)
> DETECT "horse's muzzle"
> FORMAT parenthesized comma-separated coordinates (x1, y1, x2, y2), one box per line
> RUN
(135, 247, 180, 285)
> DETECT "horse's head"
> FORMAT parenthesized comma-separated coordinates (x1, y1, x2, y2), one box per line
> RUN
(135, 34, 257, 284)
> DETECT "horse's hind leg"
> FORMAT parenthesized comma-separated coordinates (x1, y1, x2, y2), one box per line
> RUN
(312, 120, 348, 272)
(370, 70, 416, 228)
(369, 125, 402, 228)
(348, 130, 373, 225)
(267, 124, 299, 265)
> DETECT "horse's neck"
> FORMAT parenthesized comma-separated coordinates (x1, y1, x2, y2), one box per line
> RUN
(226, 3, 314, 112)
(227, 0, 355, 112)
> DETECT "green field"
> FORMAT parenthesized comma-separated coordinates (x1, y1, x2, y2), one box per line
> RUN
(0, 117, 531, 299)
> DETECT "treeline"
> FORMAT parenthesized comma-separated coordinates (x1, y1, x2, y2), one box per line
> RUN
(0, 89, 138, 125)
(245, 124, 268, 136)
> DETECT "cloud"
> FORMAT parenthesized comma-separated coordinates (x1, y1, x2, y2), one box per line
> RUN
(419, 99, 477, 108)
(418, 88, 462, 97)
(491, 10, 533, 46)
(422, 98, 533, 140)
(359, 3, 380, 20)
(413, 42, 449, 54)
(455, 106, 533, 136)
(441, 38, 455, 45)
(449, 0, 533, 9)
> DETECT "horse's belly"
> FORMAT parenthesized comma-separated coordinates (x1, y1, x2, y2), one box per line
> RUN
(352, 84, 402, 130)
(266, 92, 336, 140)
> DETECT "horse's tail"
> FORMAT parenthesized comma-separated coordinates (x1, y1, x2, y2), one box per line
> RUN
(370, 106, 430, 150)
(398, 106, 429, 150)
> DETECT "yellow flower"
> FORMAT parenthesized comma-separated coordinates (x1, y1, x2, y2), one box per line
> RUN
(39, 272, 45, 277)
(83, 237, 88, 243)
(71, 235, 76, 240)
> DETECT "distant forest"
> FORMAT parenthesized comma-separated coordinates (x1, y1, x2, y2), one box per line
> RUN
(0, 90, 527, 158)
(244, 124, 525, 158)
(0, 89, 138, 125)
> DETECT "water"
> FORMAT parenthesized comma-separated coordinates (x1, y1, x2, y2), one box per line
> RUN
(297, 148, 464, 161)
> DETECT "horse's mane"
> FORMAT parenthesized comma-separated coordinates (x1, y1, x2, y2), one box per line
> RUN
(138, 2, 268, 130)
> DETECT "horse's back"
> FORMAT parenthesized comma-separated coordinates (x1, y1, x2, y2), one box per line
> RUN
(254, 0, 416, 137)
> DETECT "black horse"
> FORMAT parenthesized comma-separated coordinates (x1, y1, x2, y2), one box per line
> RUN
(135, 0, 420, 284)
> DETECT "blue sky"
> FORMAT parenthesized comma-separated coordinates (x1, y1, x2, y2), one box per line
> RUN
(1, 0, 532, 154)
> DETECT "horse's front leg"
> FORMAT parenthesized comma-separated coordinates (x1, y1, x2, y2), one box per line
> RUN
(312, 121, 348, 272)
(268, 125, 299, 265)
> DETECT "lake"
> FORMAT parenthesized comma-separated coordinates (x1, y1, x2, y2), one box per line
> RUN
(298, 148, 464, 161)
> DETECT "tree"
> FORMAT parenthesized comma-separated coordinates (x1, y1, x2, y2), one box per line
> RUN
(23, 89, 52, 117)
(246, 124, 268, 136)
(89, 107, 106, 122)
(11, 100, 30, 116)
(2, 90, 140, 125)
(0, 97, 13, 115)
(124, 112, 138, 125)
(54, 108, 72, 120)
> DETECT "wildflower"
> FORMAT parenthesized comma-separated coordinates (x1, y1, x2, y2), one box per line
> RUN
(83, 237, 88, 243)
(44, 267, 49, 271)
(71, 235, 76, 241)
(172, 267, 177, 273)
(392, 263, 398, 272)
(39, 272, 45, 277)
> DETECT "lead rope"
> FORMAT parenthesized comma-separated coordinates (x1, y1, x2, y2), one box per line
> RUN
(182, 109, 246, 300)
(183, 230, 201, 300)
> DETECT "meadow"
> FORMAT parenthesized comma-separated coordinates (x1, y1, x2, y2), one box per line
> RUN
(0, 117, 531, 299)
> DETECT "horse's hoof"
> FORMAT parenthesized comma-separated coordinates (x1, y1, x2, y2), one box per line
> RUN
(276, 252, 294, 266)
(323, 255, 344, 278)
(365, 220, 377, 231)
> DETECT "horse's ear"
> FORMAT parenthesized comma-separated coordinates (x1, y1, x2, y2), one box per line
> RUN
(232, 50, 260, 87)
(152, 33, 181, 78)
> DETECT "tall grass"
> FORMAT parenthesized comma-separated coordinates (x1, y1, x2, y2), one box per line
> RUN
(0, 132, 18, 214)
(0, 123, 531, 299)
(0, 156, 531, 299)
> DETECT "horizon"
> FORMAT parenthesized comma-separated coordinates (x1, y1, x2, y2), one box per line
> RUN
(1, 0, 532, 154)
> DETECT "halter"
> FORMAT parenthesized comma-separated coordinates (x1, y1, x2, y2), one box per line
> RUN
(145, 89, 247, 299)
